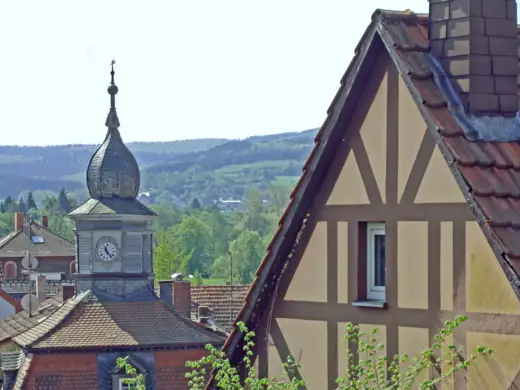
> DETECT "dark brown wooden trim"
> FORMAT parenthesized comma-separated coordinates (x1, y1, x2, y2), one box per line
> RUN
(327, 222, 338, 304)
(386, 55, 399, 206)
(352, 135, 383, 205)
(319, 203, 473, 222)
(327, 320, 338, 389)
(275, 301, 520, 335)
(399, 129, 435, 204)
(385, 218, 398, 373)
(428, 221, 441, 312)
(269, 319, 306, 388)
(356, 222, 367, 301)
(453, 221, 467, 389)
(327, 222, 339, 389)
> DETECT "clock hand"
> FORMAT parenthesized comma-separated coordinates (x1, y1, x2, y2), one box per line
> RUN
(104, 246, 110, 257)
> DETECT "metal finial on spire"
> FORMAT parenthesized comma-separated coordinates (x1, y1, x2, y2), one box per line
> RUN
(105, 60, 120, 129)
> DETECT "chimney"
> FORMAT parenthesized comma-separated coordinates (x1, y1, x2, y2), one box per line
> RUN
(198, 305, 213, 326)
(429, 0, 518, 116)
(36, 274, 46, 303)
(62, 285, 75, 301)
(41, 216, 48, 228)
(14, 212, 24, 231)
(158, 274, 191, 318)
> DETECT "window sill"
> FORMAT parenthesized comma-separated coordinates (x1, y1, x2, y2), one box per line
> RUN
(352, 300, 387, 309)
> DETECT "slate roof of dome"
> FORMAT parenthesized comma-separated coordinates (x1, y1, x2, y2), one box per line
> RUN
(85, 62, 140, 200)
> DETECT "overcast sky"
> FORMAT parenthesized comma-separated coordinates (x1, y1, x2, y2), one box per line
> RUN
(0, 1, 430, 146)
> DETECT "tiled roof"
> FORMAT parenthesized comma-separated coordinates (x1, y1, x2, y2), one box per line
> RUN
(0, 297, 62, 342)
(69, 197, 156, 216)
(13, 353, 32, 390)
(214, 8, 520, 383)
(13, 290, 225, 350)
(0, 221, 74, 257)
(1, 350, 24, 371)
(191, 285, 250, 332)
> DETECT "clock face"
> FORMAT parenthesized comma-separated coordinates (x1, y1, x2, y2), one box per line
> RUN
(96, 239, 118, 262)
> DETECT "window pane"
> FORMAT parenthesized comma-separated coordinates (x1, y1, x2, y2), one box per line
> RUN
(374, 234, 386, 287)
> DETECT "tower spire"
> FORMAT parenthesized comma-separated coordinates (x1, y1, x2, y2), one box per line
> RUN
(105, 60, 120, 129)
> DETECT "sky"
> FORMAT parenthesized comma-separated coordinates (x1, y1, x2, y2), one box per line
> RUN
(0, 1, 429, 146)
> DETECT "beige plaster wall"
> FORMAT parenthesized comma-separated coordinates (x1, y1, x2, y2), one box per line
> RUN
(397, 76, 465, 204)
(284, 222, 328, 302)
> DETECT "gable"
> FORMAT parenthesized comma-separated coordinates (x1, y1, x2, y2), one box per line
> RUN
(0, 223, 74, 258)
(217, 10, 520, 382)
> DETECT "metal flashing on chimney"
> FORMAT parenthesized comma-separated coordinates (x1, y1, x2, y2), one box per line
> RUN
(424, 52, 520, 142)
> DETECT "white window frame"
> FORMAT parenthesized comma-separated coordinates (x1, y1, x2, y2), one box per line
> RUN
(366, 222, 386, 301)
(118, 377, 137, 390)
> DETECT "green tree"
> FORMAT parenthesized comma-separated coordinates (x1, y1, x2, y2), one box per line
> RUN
(0, 212, 13, 236)
(190, 198, 202, 209)
(176, 217, 212, 276)
(26, 192, 37, 210)
(58, 188, 72, 213)
(185, 317, 492, 390)
(153, 227, 192, 282)
(17, 197, 27, 213)
(3, 196, 15, 212)
(237, 187, 271, 237)
(42, 195, 61, 215)
(201, 208, 232, 266)
(150, 204, 182, 230)
(212, 230, 263, 284)
(267, 182, 291, 217)
(119, 317, 492, 390)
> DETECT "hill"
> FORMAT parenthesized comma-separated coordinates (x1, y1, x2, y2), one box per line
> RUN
(0, 139, 227, 199)
(0, 129, 318, 205)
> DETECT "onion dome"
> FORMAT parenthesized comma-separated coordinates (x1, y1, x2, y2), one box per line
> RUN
(86, 61, 140, 199)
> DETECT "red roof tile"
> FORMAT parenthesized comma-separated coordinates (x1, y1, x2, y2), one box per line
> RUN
(191, 285, 250, 331)
(13, 290, 225, 350)
(209, 8, 520, 387)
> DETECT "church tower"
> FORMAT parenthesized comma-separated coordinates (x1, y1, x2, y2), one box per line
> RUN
(69, 62, 157, 297)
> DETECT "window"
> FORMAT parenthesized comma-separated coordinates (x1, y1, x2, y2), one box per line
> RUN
(4, 262, 17, 279)
(118, 378, 138, 390)
(30, 235, 44, 244)
(366, 223, 386, 301)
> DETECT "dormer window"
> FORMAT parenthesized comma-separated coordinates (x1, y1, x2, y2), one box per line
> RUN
(111, 355, 147, 390)
(118, 377, 138, 390)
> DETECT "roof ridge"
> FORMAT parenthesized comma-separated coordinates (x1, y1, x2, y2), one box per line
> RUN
(154, 295, 225, 343)
(13, 291, 89, 348)
(31, 221, 74, 245)
(0, 230, 22, 250)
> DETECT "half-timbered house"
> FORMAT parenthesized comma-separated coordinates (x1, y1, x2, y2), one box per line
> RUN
(216, 1, 520, 389)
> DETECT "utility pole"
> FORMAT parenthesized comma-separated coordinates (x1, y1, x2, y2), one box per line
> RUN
(228, 250, 233, 331)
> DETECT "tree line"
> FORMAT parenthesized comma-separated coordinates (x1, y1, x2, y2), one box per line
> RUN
(151, 182, 292, 284)
(0, 183, 292, 285)
(0, 188, 76, 240)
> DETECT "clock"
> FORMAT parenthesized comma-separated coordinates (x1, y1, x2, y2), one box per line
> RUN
(96, 236, 119, 262)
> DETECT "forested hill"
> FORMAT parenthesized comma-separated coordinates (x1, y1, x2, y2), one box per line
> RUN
(0, 129, 318, 205)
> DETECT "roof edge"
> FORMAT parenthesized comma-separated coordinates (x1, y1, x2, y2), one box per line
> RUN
(208, 20, 385, 389)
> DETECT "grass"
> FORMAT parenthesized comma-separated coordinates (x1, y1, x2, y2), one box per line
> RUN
(201, 277, 229, 285)
(273, 175, 300, 186)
